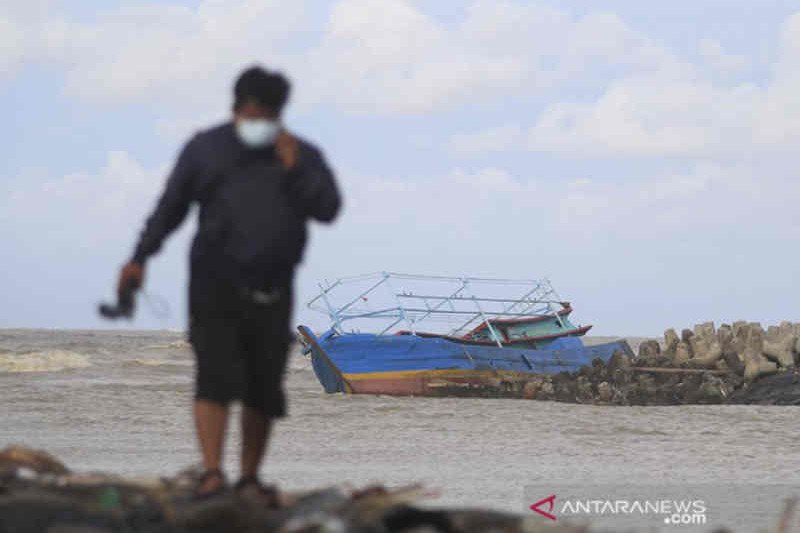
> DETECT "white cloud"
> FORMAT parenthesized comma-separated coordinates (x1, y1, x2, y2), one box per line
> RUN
(1, 151, 167, 252)
(448, 11, 800, 159)
(303, 0, 529, 114)
(752, 12, 800, 145)
(339, 160, 799, 249)
(5, 0, 687, 117)
(699, 38, 748, 72)
(8, 0, 306, 109)
(448, 124, 523, 154)
(526, 74, 760, 157)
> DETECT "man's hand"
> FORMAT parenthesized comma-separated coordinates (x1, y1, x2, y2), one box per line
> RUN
(117, 262, 144, 298)
(275, 130, 299, 171)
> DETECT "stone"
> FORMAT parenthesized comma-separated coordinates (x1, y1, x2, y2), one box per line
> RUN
(596, 381, 613, 403)
(638, 339, 661, 359)
(606, 350, 631, 385)
(687, 336, 723, 369)
(522, 380, 540, 400)
(728, 373, 800, 405)
(722, 345, 745, 375)
(0, 445, 70, 476)
(673, 342, 691, 365)
(0, 446, 538, 533)
(696, 374, 728, 403)
(762, 333, 796, 368)
(681, 329, 695, 346)
(742, 326, 778, 382)
(575, 376, 593, 402)
(538, 381, 554, 399)
(693, 321, 715, 339)
(663, 329, 680, 353)
(717, 324, 733, 349)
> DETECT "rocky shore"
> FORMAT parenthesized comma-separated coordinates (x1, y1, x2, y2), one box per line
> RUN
(0, 445, 576, 533)
(522, 321, 800, 405)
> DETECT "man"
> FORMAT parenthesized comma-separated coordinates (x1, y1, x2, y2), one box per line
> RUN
(116, 66, 341, 502)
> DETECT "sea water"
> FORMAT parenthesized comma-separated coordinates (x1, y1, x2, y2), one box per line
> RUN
(1, 329, 798, 531)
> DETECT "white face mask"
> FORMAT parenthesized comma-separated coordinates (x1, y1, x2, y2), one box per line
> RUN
(235, 118, 280, 148)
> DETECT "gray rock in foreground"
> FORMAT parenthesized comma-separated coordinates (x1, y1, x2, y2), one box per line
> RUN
(0, 446, 580, 533)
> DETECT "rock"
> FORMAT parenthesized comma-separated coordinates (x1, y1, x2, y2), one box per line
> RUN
(722, 345, 745, 376)
(696, 374, 728, 403)
(638, 339, 661, 358)
(606, 350, 631, 386)
(522, 379, 543, 400)
(763, 333, 796, 368)
(742, 326, 778, 382)
(0, 445, 70, 476)
(687, 336, 723, 369)
(732, 320, 748, 339)
(575, 376, 593, 402)
(0, 446, 537, 533)
(596, 381, 613, 403)
(728, 373, 800, 405)
(663, 328, 680, 353)
(693, 321, 716, 339)
(673, 342, 691, 365)
(717, 324, 733, 349)
(681, 329, 695, 346)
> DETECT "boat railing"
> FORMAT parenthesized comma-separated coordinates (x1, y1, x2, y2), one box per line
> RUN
(306, 272, 572, 346)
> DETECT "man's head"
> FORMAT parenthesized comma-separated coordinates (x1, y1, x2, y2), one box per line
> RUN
(233, 66, 291, 147)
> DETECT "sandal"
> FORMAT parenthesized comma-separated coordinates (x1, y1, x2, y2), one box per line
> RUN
(234, 475, 282, 508)
(191, 468, 227, 500)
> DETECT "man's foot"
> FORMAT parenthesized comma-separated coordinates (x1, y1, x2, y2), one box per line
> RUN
(192, 468, 227, 500)
(234, 475, 282, 508)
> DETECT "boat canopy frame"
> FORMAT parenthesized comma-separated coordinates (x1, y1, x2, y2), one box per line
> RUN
(306, 272, 572, 347)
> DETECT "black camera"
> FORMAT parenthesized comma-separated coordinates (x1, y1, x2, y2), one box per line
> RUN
(98, 282, 136, 320)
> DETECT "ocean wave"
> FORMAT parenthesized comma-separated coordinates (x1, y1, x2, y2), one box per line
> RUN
(145, 340, 191, 350)
(125, 358, 192, 368)
(0, 350, 91, 373)
(288, 354, 313, 372)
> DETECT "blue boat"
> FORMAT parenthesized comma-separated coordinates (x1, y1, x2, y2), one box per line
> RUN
(298, 273, 632, 398)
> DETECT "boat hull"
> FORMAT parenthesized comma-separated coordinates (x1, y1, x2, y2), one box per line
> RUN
(298, 326, 633, 398)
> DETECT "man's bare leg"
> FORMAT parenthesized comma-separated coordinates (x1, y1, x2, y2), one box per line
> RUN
(194, 399, 229, 492)
(240, 405, 273, 478)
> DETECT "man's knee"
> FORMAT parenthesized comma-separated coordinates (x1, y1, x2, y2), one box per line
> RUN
(242, 389, 287, 418)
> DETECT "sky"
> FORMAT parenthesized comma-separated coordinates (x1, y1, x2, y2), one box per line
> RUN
(1, 0, 799, 335)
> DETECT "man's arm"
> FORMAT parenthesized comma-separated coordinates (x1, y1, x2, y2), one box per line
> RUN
(278, 134, 342, 223)
(131, 137, 198, 264)
(117, 137, 198, 296)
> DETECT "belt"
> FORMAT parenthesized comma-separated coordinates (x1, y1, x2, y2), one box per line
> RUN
(239, 286, 283, 305)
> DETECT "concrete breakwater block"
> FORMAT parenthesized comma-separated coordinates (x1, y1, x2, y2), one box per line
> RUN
(517, 319, 800, 406)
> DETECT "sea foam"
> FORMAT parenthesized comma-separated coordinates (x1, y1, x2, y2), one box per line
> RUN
(0, 350, 91, 373)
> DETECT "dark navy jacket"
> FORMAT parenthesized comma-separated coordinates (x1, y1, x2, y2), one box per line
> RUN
(131, 122, 341, 306)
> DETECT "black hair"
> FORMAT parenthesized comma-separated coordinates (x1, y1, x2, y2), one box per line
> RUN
(233, 66, 291, 112)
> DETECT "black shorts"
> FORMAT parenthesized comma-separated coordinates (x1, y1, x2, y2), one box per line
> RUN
(188, 283, 293, 418)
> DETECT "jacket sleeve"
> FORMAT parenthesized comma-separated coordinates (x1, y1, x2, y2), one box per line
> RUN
(131, 137, 198, 264)
(285, 142, 342, 223)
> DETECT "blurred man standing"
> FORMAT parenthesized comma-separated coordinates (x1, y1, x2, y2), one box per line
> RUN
(116, 66, 341, 503)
